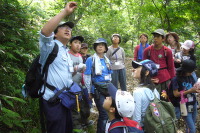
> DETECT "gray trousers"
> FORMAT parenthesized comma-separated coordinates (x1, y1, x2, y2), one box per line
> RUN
(111, 68, 127, 91)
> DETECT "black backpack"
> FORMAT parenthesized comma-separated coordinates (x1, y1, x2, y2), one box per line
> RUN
(23, 43, 58, 98)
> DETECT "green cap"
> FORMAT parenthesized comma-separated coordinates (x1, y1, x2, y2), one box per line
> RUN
(152, 29, 166, 36)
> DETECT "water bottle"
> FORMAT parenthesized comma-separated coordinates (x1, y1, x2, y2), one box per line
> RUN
(180, 102, 187, 116)
(180, 91, 187, 116)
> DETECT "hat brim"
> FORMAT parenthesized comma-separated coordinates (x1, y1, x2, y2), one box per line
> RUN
(151, 32, 163, 36)
(132, 61, 142, 68)
(59, 21, 74, 29)
(166, 32, 179, 41)
(181, 45, 190, 50)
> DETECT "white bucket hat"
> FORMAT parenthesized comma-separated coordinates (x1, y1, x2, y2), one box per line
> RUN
(115, 90, 135, 117)
(108, 84, 135, 118)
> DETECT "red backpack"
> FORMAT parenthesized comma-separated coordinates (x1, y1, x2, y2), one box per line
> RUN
(108, 117, 144, 133)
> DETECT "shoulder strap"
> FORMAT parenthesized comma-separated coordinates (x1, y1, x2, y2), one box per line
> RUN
(39, 43, 58, 96)
(147, 46, 152, 59)
(42, 43, 59, 75)
(108, 121, 126, 132)
(163, 46, 167, 57)
(111, 47, 120, 56)
(91, 56, 95, 77)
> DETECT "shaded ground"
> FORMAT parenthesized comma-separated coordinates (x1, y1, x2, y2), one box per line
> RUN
(88, 58, 200, 133)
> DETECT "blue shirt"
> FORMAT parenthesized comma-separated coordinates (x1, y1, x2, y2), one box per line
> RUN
(39, 32, 73, 100)
(84, 56, 112, 83)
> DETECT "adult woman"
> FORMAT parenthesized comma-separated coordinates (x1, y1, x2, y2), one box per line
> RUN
(106, 34, 127, 91)
(133, 34, 149, 61)
(84, 38, 112, 133)
(165, 32, 181, 57)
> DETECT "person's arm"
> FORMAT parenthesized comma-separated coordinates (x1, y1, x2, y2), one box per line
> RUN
(173, 77, 200, 97)
(166, 49, 175, 79)
(132, 91, 142, 125)
(121, 48, 125, 63)
(41, 2, 77, 37)
(133, 45, 139, 61)
(106, 47, 111, 59)
(83, 57, 93, 93)
(173, 87, 199, 97)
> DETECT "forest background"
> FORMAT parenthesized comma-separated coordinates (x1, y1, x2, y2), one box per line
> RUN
(0, 0, 200, 132)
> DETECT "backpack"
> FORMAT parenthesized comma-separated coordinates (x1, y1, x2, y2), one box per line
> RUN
(23, 43, 58, 98)
(143, 95, 177, 133)
(166, 79, 180, 107)
(108, 117, 144, 133)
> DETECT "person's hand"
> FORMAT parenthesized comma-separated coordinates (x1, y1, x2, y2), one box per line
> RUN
(175, 58, 181, 63)
(64, 2, 77, 15)
(193, 83, 200, 93)
(161, 90, 168, 99)
(151, 78, 159, 83)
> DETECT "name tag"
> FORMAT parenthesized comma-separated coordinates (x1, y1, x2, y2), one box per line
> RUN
(115, 62, 120, 65)
(155, 64, 160, 69)
(69, 66, 74, 72)
(104, 75, 110, 80)
(188, 96, 194, 102)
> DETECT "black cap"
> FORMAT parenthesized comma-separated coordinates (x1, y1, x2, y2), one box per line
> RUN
(176, 59, 196, 73)
(54, 21, 74, 34)
(70, 36, 84, 43)
(81, 43, 88, 48)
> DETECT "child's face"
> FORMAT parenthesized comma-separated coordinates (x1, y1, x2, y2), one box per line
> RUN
(153, 34, 164, 45)
(112, 36, 120, 44)
(96, 43, 106, 54)
(80, 47, 88, 54)
(133, 66, 142, 79)
(103, 96, 112, 111)
(181, 47, 190, 55)
(70, 39, 81, 53)
(167, 35, 175, 45)
(140, 35, 148, 44)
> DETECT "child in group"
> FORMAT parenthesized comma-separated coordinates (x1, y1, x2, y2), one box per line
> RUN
(170, 59, 200, 133)
(133, 34, 149, 61)
(103, 83, 144, 133)
(174, 40, 196, 67)
(174, 40, 197, 81)
(106, 34, 127, 91)
(165, 32, 181, 57)
(131, 59, 160, 127)
(68, 36, 92, 132)
(84, 38, 112, 133)
(80, 43, 90, 63)
(143, 29, 175, 101)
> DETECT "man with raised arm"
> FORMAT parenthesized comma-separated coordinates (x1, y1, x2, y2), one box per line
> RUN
(39, 2, 77, 133)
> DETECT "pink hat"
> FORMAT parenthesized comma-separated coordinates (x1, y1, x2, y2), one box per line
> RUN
(181, 40, 195, 50)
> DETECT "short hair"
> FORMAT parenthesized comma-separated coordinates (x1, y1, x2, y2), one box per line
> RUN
(140, 66, 155, 90)
(139, 33, 148, 42)
(110, 98, 122, 119)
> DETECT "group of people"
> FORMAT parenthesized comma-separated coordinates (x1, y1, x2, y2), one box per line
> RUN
(36, 1, 200, 133)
